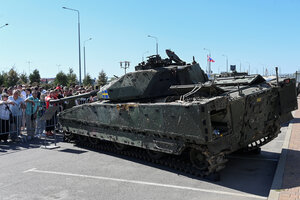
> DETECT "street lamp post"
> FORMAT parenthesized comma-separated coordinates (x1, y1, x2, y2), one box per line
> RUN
(147, 35, 158, 55)
(246, 62, 250, 75)
(0, 23, 8, 29)
(27, 61, 32, 75)
(83, 38, 92, 79)
(56, 64, 61, 72)
(204, 48, 211, 75)
(222, 54, 228, 72)
(238, 60, 242, 72)
(62, 7, 82, 85)
(260, 63, 266, 76)
(120, 61, 130, 74)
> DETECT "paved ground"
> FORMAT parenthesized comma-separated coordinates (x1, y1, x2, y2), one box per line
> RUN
(268, 100, 300, 200)
(0, 126, 288, 200)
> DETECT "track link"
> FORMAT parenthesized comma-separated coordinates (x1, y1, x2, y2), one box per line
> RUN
(70, 134, 223, 181)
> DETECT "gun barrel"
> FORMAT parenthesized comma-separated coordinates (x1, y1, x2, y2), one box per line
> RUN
(49, 90, 98, 104)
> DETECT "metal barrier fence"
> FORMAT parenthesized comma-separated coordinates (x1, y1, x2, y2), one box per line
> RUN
(0, 100, 50, 142)
(0, 96, 93, 143)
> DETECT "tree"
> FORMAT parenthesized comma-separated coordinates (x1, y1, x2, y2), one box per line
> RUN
(19, 72, 28, 84)
(97, 70, 108, 86)
(41, 83, 52, 90)
(6, 68, 19, 87)
(29, 69, 41, 84)
(0, 72, 6, 86)
(67, 68, 77, 86)
(55, 71, 68, 86)
(83, 74, 93, 86)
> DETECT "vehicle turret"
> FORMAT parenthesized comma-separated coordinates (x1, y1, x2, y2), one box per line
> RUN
(98, 50, 208, 102)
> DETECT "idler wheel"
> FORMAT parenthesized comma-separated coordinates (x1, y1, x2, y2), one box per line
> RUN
(88, 137, 99, 145)
(78, 135, 87, 142)
(113, 143, 127, 151)
(146, 150, 164, 160)
(189, 149, 209, 170)
(63, 131, 73, 142)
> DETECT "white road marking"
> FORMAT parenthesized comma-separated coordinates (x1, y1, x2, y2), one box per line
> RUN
(24, 168, 266, 199)
(23, 168, 37, 173)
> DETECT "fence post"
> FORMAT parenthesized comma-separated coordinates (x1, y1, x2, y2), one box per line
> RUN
(41, 105, 60, 149)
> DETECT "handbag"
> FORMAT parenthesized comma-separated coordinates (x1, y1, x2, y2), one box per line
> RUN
(5, 104, 13, 122)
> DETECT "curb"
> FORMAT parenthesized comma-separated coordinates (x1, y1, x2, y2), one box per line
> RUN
(268, 121, 293, 200)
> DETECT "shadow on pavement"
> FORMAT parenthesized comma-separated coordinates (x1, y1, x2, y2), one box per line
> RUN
(0, 134, 64, 156)
(1, 133, 287, 197)
(281, 117, 297, 127)
(273, 148, 300, 190)
(290, 117, 300, 124)
(219, 151, 278, 197)
(59, 148, 88, 154)
(72, 140, 280, 197)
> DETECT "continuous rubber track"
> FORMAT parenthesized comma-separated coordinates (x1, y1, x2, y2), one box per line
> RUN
(68, 134, 221, 181)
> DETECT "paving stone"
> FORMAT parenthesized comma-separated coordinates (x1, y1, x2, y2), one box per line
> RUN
(277, 100, 300, 199)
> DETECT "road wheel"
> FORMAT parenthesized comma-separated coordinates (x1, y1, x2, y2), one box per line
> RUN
(63, 131, 73, 142)
(78, 135, 87, 142)
(88, 137, 99, 145)
(189, 149, 209, 170)
(113, 142, 127, 151)
(147, 150, 164, 160)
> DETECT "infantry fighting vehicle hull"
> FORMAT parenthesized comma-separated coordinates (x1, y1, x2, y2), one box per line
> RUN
(58, 50, 297, 178)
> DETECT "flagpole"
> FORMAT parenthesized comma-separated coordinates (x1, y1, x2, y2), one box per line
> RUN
(204, 48, 211, 76)
(206, 55, 208, 74)
(209, 53, 211, 75)
(222, 54, 228, 72)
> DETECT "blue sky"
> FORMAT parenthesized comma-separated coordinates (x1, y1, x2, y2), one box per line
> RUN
(0, 0, 299, 79)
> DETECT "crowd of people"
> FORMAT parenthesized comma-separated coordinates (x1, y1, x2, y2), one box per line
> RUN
(0, 84, 97, 143)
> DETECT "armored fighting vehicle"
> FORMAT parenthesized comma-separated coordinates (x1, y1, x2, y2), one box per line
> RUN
(214, 65, 248, 78)
(57, 50, 297, 178)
